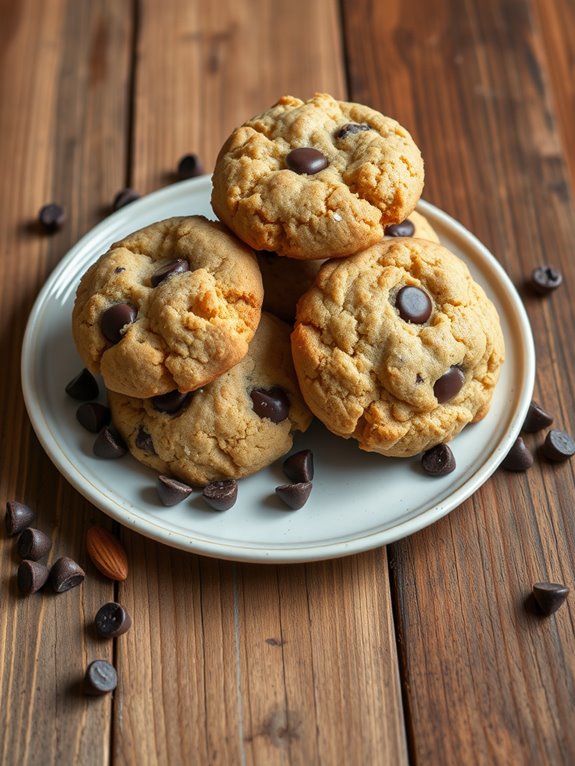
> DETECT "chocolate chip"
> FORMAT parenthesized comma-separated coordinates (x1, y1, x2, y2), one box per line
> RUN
(275, 481, 312, 510)
(522, 401, 554, 433)
(5, 501, 36, 536)
(286, 148, 328, 175)
(157, 475, 194, 506)
(532, 582, 569, 616)
(93, 426, 127, 459)
(421, 444, 456, 476)
(76, 402, 111, 433)
(114, 266, 126, 273)
(152, 390, 191, 414)
(38, 203, 66, 233)
(177, 153, 204, 179)
(530, 266, 562, 295)
(151, 259, 189, 287)
(135, 426, 155, 455)
(433, 366, 465, 403)
(542, 429, 575, 462)
(250, 387, 290, 423)
(84, 660, 118, 696)
(335, 123, 372, 139)
(101, 303, 137, 344)
(385, 219, 416, 237)
(112, 188, 140, 211)
(501, 437, 533, 471)
(17, 560, 49, 595)
(395, 286, 432, 324)
(17, 528, 52, 561)
(283, 450, 314, 483)
(65, 369, 99, 401)
(95, 602, 132, 638)
(50, 557, 85, 593)
(202, 480, 238, 511)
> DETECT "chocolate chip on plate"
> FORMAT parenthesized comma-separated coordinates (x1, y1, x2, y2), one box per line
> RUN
(501, 437, 533, 471)
(152, 390, 191, 414)
(50, 557, 85, 593)
(65, 369, 99, 401)
(335, 123, 372, 139)
(177, 153, 204, 179)
(157, 475, 194, 506)
(522, 401, 554, 433)
(250, 387, 290, 423)
(84, 660, 118, 696)
(283, 450, 314, 483)
(532, 582, 569, 616)
(76, 403, 111, 433)
(395, 286, 432, 324)
(38, 203, 66, 233)
(95, 602, 132, 638)
(202, 480, 238, 511)
(276, 481, 312, 510)
(5, 501, 36, 536)
(421, 444, 456, 476)
(93, 426, 127, 459)
(17, 560, 49, 595)
(286, 147, 328, 175)
(542, 429, 575, 462)
(135, 426, 156, 455)
(385, 219, 416, 237)
(112, 188, 140, 211)
(17, 528, 52, 561)
(433, 366, 465, 403)
(530, 266, 562, 295)
(151, 259, 189, 287)
(101, 303, 137, 344)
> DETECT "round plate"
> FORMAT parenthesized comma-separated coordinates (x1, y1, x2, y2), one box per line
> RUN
(21, 176, 535, 563)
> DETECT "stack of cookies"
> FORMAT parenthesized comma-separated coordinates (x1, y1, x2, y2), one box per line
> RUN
(72, 93, 505, 490)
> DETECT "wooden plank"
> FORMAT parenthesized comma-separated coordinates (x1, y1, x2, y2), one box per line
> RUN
(0, 1, 132, 764)
(343, 0, 575, 762)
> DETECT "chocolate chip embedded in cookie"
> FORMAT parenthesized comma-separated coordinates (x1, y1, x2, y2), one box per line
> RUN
(291, 239, 505, 457)
(72, 216, 264, 398)
(212, 93, 424, 260)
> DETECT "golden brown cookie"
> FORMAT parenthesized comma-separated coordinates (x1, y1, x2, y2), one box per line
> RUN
(291, 239, 504, 457)
(72, 216, 263, 398)
(212, 93, 424, 260)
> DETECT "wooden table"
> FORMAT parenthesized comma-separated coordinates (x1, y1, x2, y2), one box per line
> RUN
(2, 1, 574, 763)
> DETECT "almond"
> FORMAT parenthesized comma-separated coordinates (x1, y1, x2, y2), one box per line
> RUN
(86, 526, 128, 581)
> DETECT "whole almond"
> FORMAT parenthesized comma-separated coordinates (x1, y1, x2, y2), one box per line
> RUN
(86, 526, 128, 581)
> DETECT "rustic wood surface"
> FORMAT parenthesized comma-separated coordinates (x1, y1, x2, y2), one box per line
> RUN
(1, 0, 574, 764)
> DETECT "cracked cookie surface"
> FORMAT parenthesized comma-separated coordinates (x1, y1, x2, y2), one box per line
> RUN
(291, 239, 505, 457)
(72, 216, 263, 398)
(107, 313, 312, 486)
(211, 93, 424, 260)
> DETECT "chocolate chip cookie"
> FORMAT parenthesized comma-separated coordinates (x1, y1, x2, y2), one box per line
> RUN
(291, 239, 505, 457)
(72, 216, 263, 398)
(212, 93, 424, 260)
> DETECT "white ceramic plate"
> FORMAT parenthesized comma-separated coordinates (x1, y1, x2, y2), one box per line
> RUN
(21, 176, 535, 563)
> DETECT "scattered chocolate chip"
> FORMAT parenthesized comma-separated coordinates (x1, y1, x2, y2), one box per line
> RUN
(17, 560, 49, 595)
(76, 403, 111, 433)
(434, 366, 465, 403)
(101, 303, 137, 344)
(542, 429, 575, 462)
(421, 444, 456, 476)
(5, 501, 36, 536)
(151, 259, 189, 287)
(112, 188, 140, 211)
(50, 557, 85, 593)
(385, 219, 416, 237)
(522, 401, 554, 433)
(135, 426, 156, 455)
(17, 528, 52, 561)
(275, 481, 312, 510)
(532, 582, 569, 616)
(95, 602, 132, 638)
(114, 266, 126, 273)
(38, 203, 66, 233)
(84, 660, 118, 696)
(530, 266, 562, 295)
(501, 437, 533, 471)
(202, 480, 238, 511)
(93, 426, 127, 459)
(395, 286, 432, 324)
(65, 369, 99, 401)
(335, 123, 372, 139)
(250, 387, 290, 423)
(177, 153, 204, 179)
(286, 147, 328, 175)
(157, 475, 194, 506)
(283, 450, 314, 483)
(152, 390, 191, 414)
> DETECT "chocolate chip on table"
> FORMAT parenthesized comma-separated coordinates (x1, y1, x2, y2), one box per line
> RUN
(421, 444, 456, 476)
(95, 602, 132, 638)
(157, 475, 194, 506)
(93, 426, 127, 459)
(50, 557, 85, 593)
(501, 437, 533, 471)
(542, 429, 575, 462)
(395, 286, 432, 324)
(434, 366, 465, 403)
(385, 219, 416, 237)
(530, 265, 562, 295)
(151, 259, 189, 287)
(335, 123, 372, 139)
(112, 188, 140, 211)
(250, 387, 290, 423)
(152, 390, 191, 414)
(283, 450, 314, 483)
(532, 582, 569, 616)
(522, 401, 554, 433)
(275, 481, 312, 510)
(65, 368, 99, 401)
(17, 560, 50, 595)
(286, 148, 329, 175)
(202, 479, 238, 511)
(5, 501, 36, 536)
(84, 660, 118, 696)
(76, 403, 111, 433)
(38, 203, 66, 233)
(101, 303, 137, 344)
(177, 153, 204, 179)
(17, 528, 52, 561)
(135, 426, 156, 455)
